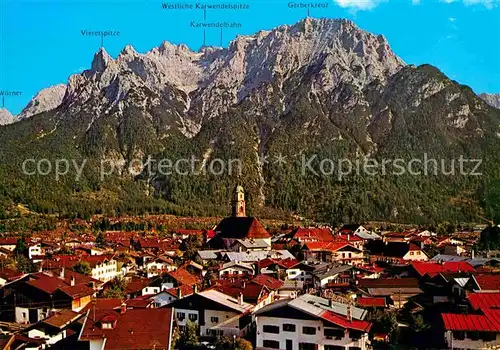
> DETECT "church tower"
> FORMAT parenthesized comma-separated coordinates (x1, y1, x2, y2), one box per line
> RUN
(231, 184, 246, 217)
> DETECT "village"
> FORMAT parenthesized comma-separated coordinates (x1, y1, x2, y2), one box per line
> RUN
(0, 185, 498, 350)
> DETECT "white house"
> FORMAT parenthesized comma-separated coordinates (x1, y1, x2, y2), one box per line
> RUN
(255, 294, 372, 350)
(86, 256, 119, 282)
(170, 289, 253, 338)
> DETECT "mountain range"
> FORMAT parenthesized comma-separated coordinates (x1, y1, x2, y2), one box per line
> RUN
(1, 18, 499, 224)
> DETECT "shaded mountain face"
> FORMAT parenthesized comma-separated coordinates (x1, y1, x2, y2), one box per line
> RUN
(0, 18, 499, 223)
(480, 93, 500, 109)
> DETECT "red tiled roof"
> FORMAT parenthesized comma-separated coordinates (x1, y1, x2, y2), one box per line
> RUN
(80, 298, 123, 313)
(0, 267, 23, 281)
(26, 273, 69, 294)
(303, 242, 354, 252)
(320, 310, 372, 332)
(442, 313, 500, 332)
(167, 267, 200, 286)
(468, 292, 500, 310)
(293, 227, 334, 242)
(215, 282, 267, 302)
(125, 298, 154, 309)
(474, 274, 500, 291)
(0, 238, 19, 245)
(58, 284, 94, 298)
(80, 308, 173, 349)
(412, 261, 475, 278)
(408, 243, 422, 251)
(356, 297, 387, 308)
(124, 278, 155, 294)
(251, 274, 283, 290)
(165, 284, 195, 298)
(258, 258, 299, 269)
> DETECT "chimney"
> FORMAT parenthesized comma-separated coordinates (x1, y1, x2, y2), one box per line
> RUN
(241, 280, 246, 289)
(60, 267, 65, 279)
(70, 276, 75, 286)
(471, 249, 475, 259)
(120, 302, 127, 315)
(193, 284, 198, 294)
(178, 287, 182, 299)
(238, 293, 244, 306)
(347, 304, 352, 322)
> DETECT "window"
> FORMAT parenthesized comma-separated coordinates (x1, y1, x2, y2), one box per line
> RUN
(210, 316, 219, 323)
(410, 252, 414, 256)
(263, 325, 280, 334)
(302, 326, 316, 335)
(283, 323, 296, 332)
(325, 346, 344, 350)
(324, 328, 344, 338)
(349, 347, 362, 350)
(263, 340, 280, 349)
(177, 312, 185, 321)
(188, 314, 198, 321)
(452, 331, 465, 340)
(349, 330, 362, 340)
(299, 343, 316, 350)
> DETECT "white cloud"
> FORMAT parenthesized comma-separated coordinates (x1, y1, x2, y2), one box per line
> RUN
(412, 0, 421, 4)
(441, 0, 499, 8)
(333, 0, 383, 10)
(449, 17, 456, 21)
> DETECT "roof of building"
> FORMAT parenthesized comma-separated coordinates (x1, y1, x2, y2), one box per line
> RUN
(442, 313, 500, 332)
(197, 250, 223, 260)
(431, 254, 468, 262)
(256, 295, 371, 332)
(214, 217, 271, 239)
(165, 284, 195, 299)
(356, 297, 387, 308)
(412, 261, 476, 278)
(292, 227, 335, 242)
(0, 267, 24, 281)
(473, 274, 500, 291)
(42, 310, 82, 329)
(197, 290, 253, 313)
(315, 265, 353, 280)
(234, 239, 270, 249)
(468, 292, 500, 310)
(303, 242, 360, 253)
(79, 308, 173, 350)
(298, 294, 367, 320)
(223, 250, 295, 263)
(320, 310, 372, 332)
(251, 274, 284, 291)
(166, 267, 199, 286)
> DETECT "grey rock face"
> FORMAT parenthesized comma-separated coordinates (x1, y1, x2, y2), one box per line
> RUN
(480, 93, 500, 109)
(18, 84, 67, 120)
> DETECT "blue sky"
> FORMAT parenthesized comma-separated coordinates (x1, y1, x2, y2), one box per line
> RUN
(0, 0, 499, 114)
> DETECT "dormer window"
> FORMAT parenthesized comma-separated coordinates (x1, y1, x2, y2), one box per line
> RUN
(102, 321, 115, 329)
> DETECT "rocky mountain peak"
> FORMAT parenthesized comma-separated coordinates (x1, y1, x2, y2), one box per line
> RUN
(0, 108, 14, 126)
(54, 18, 407, 136)
(91, 47, 114, 72)
(480, 93, 500, 109)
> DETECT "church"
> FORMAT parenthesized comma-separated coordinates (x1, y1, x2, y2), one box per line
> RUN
(209, 184, 272, 252)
